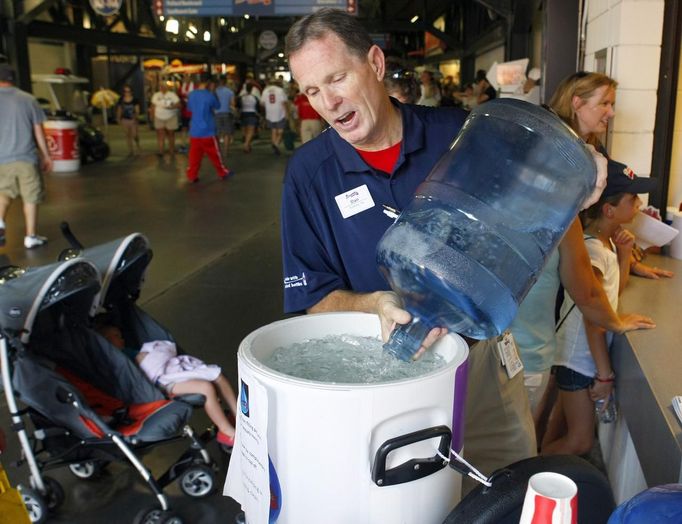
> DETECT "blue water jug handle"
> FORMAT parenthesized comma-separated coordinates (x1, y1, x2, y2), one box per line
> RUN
(383, 318, 432, 362)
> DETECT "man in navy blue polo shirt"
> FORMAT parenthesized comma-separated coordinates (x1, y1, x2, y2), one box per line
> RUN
(281, 12, 461, 345)
(281, 8, 538, 493)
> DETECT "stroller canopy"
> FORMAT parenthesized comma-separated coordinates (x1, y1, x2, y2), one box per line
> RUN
(0, 259, 100, 344)
(80, 233, 152, 312)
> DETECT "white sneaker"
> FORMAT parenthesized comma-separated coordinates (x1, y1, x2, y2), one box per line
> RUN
(24, 235, 48, 249)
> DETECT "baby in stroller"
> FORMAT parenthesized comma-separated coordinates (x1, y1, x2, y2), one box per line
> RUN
(95, 314, 237, 448)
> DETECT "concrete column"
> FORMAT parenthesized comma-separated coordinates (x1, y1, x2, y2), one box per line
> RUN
(543, 0, 580, 103)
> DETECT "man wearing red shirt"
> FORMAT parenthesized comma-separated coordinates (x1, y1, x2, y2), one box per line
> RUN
(293, 91, 323, 143)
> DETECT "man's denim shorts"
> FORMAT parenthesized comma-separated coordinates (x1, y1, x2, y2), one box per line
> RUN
(554, 365, 593, 392)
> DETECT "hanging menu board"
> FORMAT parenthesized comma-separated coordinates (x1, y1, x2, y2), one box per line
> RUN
(155, 0, 357, 17)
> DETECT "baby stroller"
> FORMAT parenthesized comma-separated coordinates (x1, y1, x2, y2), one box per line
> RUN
(0, 258, 217, 524)
(62, 227, 235, 453)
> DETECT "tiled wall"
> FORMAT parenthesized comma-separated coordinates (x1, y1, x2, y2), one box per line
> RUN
(670, 40, 682, 210)
(583, 0, 665, 189)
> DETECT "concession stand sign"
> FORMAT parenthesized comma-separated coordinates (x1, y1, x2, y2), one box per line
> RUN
(90, 0, 123, 16)
(155, 0, 357, 16)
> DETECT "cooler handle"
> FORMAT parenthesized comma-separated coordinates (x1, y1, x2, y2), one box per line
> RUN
(371, 425, 451, 487)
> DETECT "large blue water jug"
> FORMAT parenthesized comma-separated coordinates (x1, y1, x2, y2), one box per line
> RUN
(378, 99, 596, 360)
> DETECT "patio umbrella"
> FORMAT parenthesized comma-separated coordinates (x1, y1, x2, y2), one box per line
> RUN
(90, 88, 119, 136)
(143, 58, 166, 70)
(91, 88, 119, 109)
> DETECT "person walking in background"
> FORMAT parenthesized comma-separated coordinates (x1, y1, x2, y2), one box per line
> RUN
(239, 84, 259, 153)
(521, 67, 541, 105)
(186, 76, 232, 183)
(475, 69, 497, 104)
(214, 76, 236, 160)
(177, 75, 195, 154)
(0, 63, 52, 249)
(239, 72, 262, 99)
(150, 81, 180, 156)
(416, 69, 441, 106)
(261, 78, 289, 155)
(116, 84, 141, 157)
(384, 70, 420, 104)
(452, 83, 477, 110)
(293, 87, 323, 144)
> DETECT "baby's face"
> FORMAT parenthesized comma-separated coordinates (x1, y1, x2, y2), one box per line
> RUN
(101, 326, 125, 349)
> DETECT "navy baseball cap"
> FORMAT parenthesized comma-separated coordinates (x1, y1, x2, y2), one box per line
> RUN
(603, 159, 658, 198)
(0, 64, 16, 83)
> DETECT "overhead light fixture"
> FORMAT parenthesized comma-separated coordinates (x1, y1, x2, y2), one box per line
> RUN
(188, 24, 198, 34)
(244, 14, 250, 19)
(278, 52, 284, 58)
(410, 15, 419, 23)
(203, 31, 211, 42)
(220, 18, 226, 26)
(186, 30, 196, 39)
(165, 19, 179, 34)
(159, 15, 165, 22)
(229, 26, 238, 33)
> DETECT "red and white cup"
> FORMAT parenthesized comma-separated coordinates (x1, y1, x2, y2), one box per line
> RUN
(519, 472, 578, 524)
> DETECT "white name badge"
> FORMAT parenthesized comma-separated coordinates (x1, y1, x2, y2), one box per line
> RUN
(335, 184, 375, 219)
(497, 331, 524, 379)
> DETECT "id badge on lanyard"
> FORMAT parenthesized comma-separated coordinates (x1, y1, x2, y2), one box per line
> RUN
(496, 331, 524, 379)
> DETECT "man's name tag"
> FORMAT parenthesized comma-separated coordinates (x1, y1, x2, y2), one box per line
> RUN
(497, 331, 523, 379)
(335, 184, 375, 219)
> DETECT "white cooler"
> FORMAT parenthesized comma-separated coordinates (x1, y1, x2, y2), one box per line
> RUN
(225, 312, 469, 524)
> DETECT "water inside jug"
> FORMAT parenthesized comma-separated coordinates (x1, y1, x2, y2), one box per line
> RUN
(378, 99, 596, 360)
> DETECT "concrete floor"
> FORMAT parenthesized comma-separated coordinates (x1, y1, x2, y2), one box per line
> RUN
(0, 125, 290, 523)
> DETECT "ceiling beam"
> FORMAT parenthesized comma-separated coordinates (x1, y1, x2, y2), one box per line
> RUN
(474, 0, 513, 18)
(16, 0, 59, 24)
(27, 20, 216, 58)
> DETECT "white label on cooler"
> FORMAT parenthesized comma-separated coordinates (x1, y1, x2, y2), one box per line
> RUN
(223, 362, 270, 524)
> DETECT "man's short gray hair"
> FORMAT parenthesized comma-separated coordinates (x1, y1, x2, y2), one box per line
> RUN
(285, 8, 373, 60)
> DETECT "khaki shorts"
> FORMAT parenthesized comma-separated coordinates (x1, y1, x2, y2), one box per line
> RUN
(155, 115, 178, 131)
(461, 336, 537, 495)
(0, 161, 45, 204)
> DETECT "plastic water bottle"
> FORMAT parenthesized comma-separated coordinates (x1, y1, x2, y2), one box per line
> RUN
(595, 393, 617, 424)
(379, 99, 597, 360)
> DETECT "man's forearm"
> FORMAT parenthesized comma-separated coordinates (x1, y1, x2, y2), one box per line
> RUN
(307, 289, 384, 315)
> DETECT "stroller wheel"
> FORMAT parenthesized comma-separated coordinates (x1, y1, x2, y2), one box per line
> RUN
(18, 485, 48, 523)
(178, 464, 215, 498)
(133, 507, 184, 524)
(42, 476, 65, 510)
(68, 460, 106, 479)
